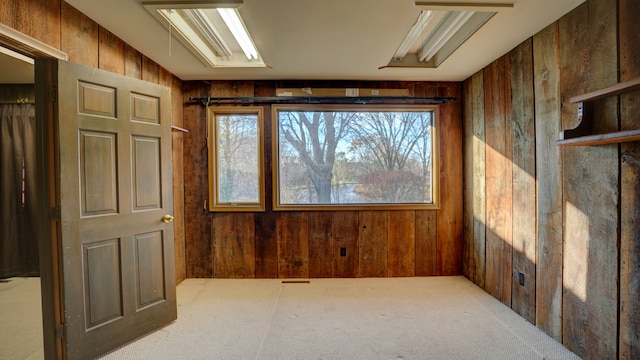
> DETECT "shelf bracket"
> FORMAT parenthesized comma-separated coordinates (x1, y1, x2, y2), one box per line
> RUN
(559, 101, 593, 141)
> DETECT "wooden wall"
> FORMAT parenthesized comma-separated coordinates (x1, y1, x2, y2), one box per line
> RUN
(183, 80, 463, 279)
(0, 0, 187, 283)
(463, 0, 640, 358)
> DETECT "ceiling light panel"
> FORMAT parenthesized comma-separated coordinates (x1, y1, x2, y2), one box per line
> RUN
(143, 1, 265, 68)
(388, 2, 512, 68)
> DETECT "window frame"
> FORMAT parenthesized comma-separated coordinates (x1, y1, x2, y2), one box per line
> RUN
(272, 104, 440, 211)
(207, 106, 265, 212)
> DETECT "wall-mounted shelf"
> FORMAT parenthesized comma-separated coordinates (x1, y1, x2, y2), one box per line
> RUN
(171, 125, 189, 133)
(557, 76, 640, 146)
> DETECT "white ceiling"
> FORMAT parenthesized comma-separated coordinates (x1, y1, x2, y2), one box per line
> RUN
(3, 0, 585, 83)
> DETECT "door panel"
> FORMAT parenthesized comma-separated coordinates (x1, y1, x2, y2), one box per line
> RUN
(80, 131, 118, 215)
(132, 136, 161, 210)
(56, 59, 175, 359)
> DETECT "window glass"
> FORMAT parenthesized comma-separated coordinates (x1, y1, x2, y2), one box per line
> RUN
(273, 105, 438, 210)
(208, 106, 264, 211)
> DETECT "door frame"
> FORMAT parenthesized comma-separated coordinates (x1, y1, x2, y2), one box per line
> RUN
(0, 23, 68, 360)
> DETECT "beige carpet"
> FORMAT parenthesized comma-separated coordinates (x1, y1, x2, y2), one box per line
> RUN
(0, 277, 44, 360)
(100, 276, 580, 360)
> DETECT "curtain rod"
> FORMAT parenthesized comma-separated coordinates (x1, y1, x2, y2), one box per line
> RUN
(0, 99, 34, 104)
(187, 95, 456, 106)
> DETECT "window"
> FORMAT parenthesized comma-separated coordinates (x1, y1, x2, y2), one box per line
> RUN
(208, 106, 264, 211)
(273, 105, 438, 210)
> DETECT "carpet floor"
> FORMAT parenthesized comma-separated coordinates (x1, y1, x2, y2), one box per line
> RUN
(100, 276, 580, 360)
(0, 277, 44, 360)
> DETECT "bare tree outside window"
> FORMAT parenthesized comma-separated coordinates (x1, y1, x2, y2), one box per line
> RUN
(275, 105, 437, 209)
(216, 114, 259, 202)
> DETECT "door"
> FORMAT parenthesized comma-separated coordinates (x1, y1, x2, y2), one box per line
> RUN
(53, 59, 176, 359)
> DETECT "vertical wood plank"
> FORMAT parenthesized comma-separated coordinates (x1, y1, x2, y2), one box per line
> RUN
(61, 3, 98, 68)
(510, 39, 536, 324)
(358, 211, 388, 277)
(1, 0, 61, 49)
(255, 212, 278, 278)
(463, 71, 486, 287)
(212, 213, 255, 278)
(332, 211, 359, 277)
(484, 54, 513, 306)
(533, 22, 563, 341)
(182, 82, 212, 278)
(308, 212, 333, 278)
(560, 2, 618, 358)
(388, 210, 415, 277)
(619, 0, 640, 358)
(436, 82, 464, 275)
(124, 44, 142, 80)
(256, 100, 278, 278)
(98, 27, 125, 75)
(171, 75, 186, 283)
(277, 212, 309, 278)
(141, 55, 160, 84)
(415, 210, 437, 276)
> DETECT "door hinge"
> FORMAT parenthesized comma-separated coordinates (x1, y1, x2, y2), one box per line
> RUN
(50, 206, 61, 222)
(49, 86, 57, 103)
(55, 324, 65, 339)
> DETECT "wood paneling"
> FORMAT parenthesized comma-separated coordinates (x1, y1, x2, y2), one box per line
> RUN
(141, 55, 159, 84)
(462, 71, 486, 287)
(183, 85, 212, 278)
(620, 1, 640, 359)
(483, 54, 513, 305)
(415, 210, 437, 276)
(255, 211, 278, 278)
(436, 83, 463, 275)
(181, 80, 463, 280)
(358, 211, 388, 277)
(463, 0, 636, 357)
(277, 212, 309, 278)
(98, 27, 125, 75)
(308, 212, 333, 278)
(509, 39, 536, 324)
(560, 1, 618, 358)
(332, 211, 359, 277)
(388, 210, 415, 277)
(171, 75, 186, 283)
(0, 0, 61, 49)
(212, 213, 255, 278)
(61, 2, 98, 68)
(532, 22, 563, 341)
(125, 45, 142, 80)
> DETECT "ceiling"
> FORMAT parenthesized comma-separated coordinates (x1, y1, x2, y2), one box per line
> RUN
(3, 0, 585, 83)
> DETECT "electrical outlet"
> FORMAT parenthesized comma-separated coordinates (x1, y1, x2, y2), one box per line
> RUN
(518, 272, 525, 286)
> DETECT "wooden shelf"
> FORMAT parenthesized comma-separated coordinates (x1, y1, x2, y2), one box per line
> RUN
(559, 76, 640, 146)
(570, 77, 640, 103)
(557, 129, 640, 146)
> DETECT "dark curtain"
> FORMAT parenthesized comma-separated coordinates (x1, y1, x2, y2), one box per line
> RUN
(0, 103, 38, 278)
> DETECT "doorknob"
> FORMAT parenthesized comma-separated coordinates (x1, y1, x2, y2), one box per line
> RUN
(163, 214, 174, 223)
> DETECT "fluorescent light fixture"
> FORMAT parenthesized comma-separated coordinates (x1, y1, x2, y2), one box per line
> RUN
(393, 10, 436, 60)
(418, 11, 474, 63)
(183, 9, 232, 59)
(157, 8, 224, 66)
(217, 8, 258, 60)
(143, 1, 264, 68)
(389, 2, 512, 68)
